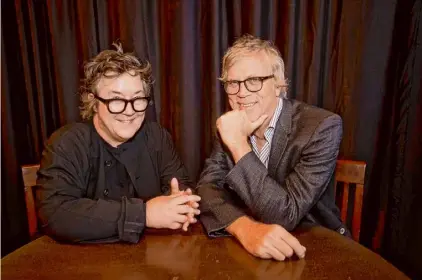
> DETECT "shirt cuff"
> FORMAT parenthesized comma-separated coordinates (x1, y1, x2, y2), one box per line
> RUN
(118, 197, 146, 243)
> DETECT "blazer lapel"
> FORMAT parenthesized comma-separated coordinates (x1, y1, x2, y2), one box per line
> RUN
(268, 98, 292, 177)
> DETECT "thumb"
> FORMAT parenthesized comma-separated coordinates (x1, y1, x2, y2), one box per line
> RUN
(170, 177, 180, 195)
(250, 114, 268, 131)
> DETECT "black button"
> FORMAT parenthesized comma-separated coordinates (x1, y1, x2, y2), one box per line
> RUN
(103, 189, 109, 196)
(105, 160, 112, 167)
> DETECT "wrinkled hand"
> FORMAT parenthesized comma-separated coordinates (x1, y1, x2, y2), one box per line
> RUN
(229, 218, 306, 261)
(146, 185, 201, 230)
(170, 178, 200, 231)
(216, 110, 267, 162)
(216, 110, 268, 148)
(224, 238, 306, 279)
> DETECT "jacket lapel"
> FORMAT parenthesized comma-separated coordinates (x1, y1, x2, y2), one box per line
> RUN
(268, 98, 292, 177)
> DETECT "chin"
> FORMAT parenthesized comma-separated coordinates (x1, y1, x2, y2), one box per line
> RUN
(115, 129, 138, 141)
(115, 123, 142, 140)
(245, 110, 261, 122)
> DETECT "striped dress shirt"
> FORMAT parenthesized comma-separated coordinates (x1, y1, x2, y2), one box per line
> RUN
(249, 98, 283, 168)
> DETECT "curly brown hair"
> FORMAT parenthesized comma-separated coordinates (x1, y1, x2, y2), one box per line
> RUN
(79, 43, 153, 120)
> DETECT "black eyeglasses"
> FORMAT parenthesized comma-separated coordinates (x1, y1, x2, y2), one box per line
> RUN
(94, 95, 151, 114)
(223, 75, 275, 95)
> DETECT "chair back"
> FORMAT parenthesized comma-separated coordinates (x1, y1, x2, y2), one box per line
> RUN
(334, 160, 366, 241)
(21, 164, 40, 239)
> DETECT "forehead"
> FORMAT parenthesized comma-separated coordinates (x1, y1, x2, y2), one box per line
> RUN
(226, 51, 272, 80)
(96, 71, 144, 95)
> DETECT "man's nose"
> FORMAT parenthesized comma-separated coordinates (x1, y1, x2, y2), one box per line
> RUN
(237, 82, 250, 98)
(123, 102, 135, 115)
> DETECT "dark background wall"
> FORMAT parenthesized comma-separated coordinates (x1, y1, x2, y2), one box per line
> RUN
(2, 0, 421, 278)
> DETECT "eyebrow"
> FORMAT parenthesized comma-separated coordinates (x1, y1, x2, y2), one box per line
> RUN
(226, 75, 264, 82)
(110, 90, 144, 96)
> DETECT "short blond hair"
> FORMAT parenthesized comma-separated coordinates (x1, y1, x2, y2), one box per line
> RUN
(220, 34, 287, 97)
(79, 43, 153, 120)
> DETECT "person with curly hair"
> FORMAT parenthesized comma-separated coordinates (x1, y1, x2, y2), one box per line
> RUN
(36, 44, 200, 243)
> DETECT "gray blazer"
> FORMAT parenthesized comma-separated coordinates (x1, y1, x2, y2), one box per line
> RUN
(197, 99, 348, 237)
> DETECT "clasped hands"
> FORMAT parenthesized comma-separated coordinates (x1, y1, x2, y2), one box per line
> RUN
(145, 178, 201, 231)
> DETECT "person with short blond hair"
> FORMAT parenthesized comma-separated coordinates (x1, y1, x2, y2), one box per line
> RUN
(197, 34, 348, 261)
(36, 44, 200, 243)
(220, 34, 288, 98)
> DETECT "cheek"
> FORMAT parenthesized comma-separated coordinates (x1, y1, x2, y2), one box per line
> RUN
(228, 98, 238, 110)
(98, 107, 115, 123)
(136, 114, 145, 125)
(255, 94, 265, 106)
(98, 103, 109, 116)
(256, 91, 273, 107)
(127, 114, 145, 129)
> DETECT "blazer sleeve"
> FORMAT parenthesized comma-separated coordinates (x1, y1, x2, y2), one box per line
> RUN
(36, 135, 146, 244)
(225, 114, 343, 231)
(196, 134, 249, 236)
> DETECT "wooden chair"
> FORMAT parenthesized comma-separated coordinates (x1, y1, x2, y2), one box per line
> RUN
(334, 160, 366, 242)
(21, 164, 40, 239)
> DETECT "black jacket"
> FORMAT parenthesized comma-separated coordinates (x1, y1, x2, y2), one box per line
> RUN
(36, 121, 192, 243)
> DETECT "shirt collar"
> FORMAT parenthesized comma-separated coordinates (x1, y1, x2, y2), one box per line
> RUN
(249, 97, 283, 142)
(268, 97, 283, 130)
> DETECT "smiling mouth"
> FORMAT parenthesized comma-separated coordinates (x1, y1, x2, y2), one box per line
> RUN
(117, 119, 136, 123)
(239, 102, 256, 109)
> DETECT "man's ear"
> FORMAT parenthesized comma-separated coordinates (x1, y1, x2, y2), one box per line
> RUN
(275, 83, 283, 97)
(275, 83, 287, 97)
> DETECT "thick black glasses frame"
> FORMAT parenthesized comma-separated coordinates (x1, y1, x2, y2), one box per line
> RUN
(94, 95, 151, 114)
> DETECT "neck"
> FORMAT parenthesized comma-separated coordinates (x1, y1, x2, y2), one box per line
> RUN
(254, 116, 271, 139)
(93, 115, 122, 147)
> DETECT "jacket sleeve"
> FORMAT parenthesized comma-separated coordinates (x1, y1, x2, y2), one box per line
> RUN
(158, 129, 193, 194)
(196, 134, 249, 236)
(36, 134, 146, 244)
(225, 115, 343, 231)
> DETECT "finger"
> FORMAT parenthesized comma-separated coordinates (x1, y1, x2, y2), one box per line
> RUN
(272, 237, 294, 258)
(173, 194, 201, 205)
(176, 205, 201, 216)
(256, 250, 272, 259)
(190, 202, 199, 208)
(172, 214, 189, 224)
(250, 114, 268, 131)
(186, 200, 198, 208)
(265, 243, 287, 261)
(170, 177, 180, 195)
(170, 222, 182, 230)
(278, 228, 306, 258)
(184, 188, 192, 195)
(187, 213, 195, 222)
(182, 221, 189, 231)
(175, 204, 195, 214)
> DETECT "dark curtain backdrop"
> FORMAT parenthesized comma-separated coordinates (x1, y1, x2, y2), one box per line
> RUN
(2, 0, 421, 277)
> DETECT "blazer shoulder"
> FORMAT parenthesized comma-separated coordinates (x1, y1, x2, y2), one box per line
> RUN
(290, 99, 342, 128)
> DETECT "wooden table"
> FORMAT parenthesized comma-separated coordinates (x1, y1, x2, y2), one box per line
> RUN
(1, 224, 408, 279)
